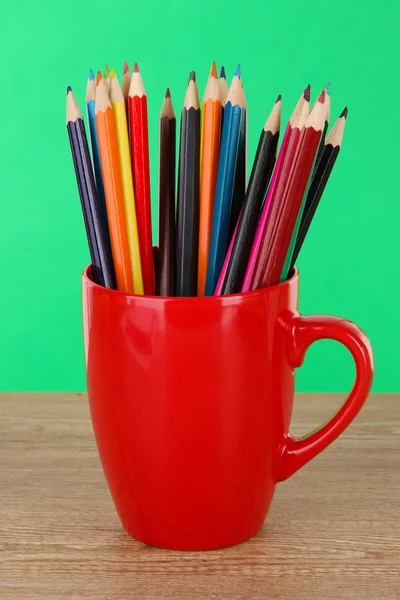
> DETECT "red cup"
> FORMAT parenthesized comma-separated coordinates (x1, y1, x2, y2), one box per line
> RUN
(82, 265, 373, 550)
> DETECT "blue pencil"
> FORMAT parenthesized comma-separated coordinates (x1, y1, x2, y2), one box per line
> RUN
(85, 69, 112, 256)
(205, 65, 245, 295)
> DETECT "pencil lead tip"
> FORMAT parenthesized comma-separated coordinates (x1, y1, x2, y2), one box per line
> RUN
(109, 67, 116, 79)
(220, 65, 226, 79)
(234, 64, 241, 78)
(210, 61, 217, 78)
(189, 70, 196, 83)
(96, 71, 102, 85)
(165, 87, 171, 98)
(304, 84, 311, 101)
(134, 62, 139, 73)
(317, 90, 325, 103)
(123, 61, 129, 74)
(88, 69, 94, 81)
(66, 86, 72, 94)
(340, 107, 348, 119)
(326, 82, 332, 96)
(104, 64, 109, 78)
(275, 94, 282, 103)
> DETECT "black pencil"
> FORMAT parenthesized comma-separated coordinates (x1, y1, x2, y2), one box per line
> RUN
(157, 88, 176, 296)
(176, 71, 201, 296)
(66, 87, 115, 288)
(220, 95, 281, 295)
(229, 83, 247, 240)
(290, 107, 347, 268)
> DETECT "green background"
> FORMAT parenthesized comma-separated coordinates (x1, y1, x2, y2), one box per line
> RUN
(0, 0, 398, 392)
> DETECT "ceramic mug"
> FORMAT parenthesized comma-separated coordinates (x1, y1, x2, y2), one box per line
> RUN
(82, 265, 373, 550)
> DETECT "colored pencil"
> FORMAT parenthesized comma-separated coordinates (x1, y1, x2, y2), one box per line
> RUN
(205, 66, 245, 295)
(121, 61, 131, 114)
(176, 71, 201, 296)
(251, 91, 325, 290)
(86, 69, 112, 258)
(197, 61, 221, 296)
(217, 95, 281, 295)
(95, 78, 134, 293)
(229, 80, 247, 240)
(109, 69, 144, 294)
(241, 85, 310, 291)
(218, 66, 229, 136)
(157, 88, 176, 296)
(96, 70, 102, 86)
(128, 63, 155, 295)
(103, 64, 111, 93)
(66, 87, 115, 289)
(315, 82, 331, 167)
(280, 87, 329, 281)
(290, 107, 348, 268)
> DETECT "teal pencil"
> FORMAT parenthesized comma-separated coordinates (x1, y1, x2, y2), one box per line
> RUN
(205, 66, 245, 295)
(86, 69, 112, 255)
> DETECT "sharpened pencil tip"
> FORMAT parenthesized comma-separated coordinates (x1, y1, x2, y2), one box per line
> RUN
(134, 62, 139, 73)
(234, 64, 241, 78)
(123, 61, 129, 74)
(104, 64, 109, 78)
(188, 71, 196, 83)
(340, 107, 348, 119)
(275, 94, 282, 103)
(109, 67, 116, 79)
(210, 61, 217, 78)
(317, 90, 325, 103)
(165, 87, 171, 98)
(304, 84, 311, 101)
(66, 86, 72, 94)
(96, 71, 102, 85)
(220, 65, 226, 79)
(88, 69, 94, 81)
(326, 82, 332, 96)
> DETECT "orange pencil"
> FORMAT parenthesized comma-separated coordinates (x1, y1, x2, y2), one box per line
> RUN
(197, 61, 221, 296)
(95, 78, 134, 293)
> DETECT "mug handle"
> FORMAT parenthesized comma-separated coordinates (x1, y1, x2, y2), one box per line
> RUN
(277, 312, 374, 482)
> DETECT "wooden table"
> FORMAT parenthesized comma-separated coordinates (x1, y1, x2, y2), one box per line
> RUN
(1, 393, 399, 599)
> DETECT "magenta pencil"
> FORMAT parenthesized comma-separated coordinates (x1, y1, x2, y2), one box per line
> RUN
(241, 129, 289, 291)
(214, 218, 240, 295)
(241, 86, 310, 291)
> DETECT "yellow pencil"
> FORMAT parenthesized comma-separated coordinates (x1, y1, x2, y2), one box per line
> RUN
(109, 68, 144, 294)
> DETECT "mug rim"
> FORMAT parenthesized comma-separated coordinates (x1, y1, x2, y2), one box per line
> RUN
(82, 264, 299, 302)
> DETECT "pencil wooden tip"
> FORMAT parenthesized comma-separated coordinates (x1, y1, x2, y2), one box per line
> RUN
(109, 67, 116, 79)
(96, 71, 102, 85)
(317, 90, 325, 103)
(66, 86, 72, 94)
(340, 107, 348, 119)
(134, 62, 139, 73)
(123, 61, 129, 74)
(88, 69, 95, 81)
(210, 61, 217, 78)
(220, 65, 226, 79)
(276, 94, 282, 103)
(165, 87, 171, 98)
(304, 85, 311, 101)
(234, 64, 241, 78)
(326, 82, 332, 96)
(104, 64, 109, 78)
(188, 70, 196, 83)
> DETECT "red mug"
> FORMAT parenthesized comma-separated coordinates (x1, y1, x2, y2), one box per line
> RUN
(82, 265, 373, 550)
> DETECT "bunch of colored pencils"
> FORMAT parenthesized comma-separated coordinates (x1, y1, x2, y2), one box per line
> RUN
(67, 62, 347, 297)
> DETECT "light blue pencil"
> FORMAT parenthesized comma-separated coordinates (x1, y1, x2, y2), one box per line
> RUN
(86, 69, 111, 254)
(205, 66, 245, 295)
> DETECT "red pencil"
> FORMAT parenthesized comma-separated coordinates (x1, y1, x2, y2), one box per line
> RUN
(128, 63, 155, 295)
(251, 91, 325, 290)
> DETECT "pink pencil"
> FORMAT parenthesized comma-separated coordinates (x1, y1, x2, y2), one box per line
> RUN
(241, 86, 310, 292)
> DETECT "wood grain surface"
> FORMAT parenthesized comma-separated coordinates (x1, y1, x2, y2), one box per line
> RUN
(0, 393, 399, 600)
